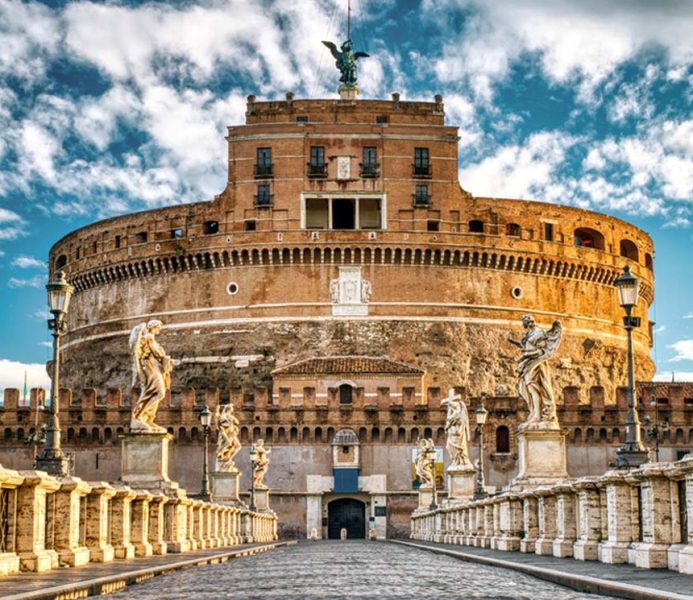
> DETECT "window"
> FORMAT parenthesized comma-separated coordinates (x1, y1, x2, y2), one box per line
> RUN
(339, 384, 353, 405)
(255, 184, 272, 207)
(414, 147, 430, 177)
(255, 147, 272, 177)
(359, 198, 382, 229)
(574, 227, 604, 250)
(361, 147, 378, 177)
(468, 220, 484, 233)
(414, 184, 430, 206)
(333, 198, 355, 229)
(496, 426, 510, 453)
(92, 241, 98, 254)
(506, 223, 521, 236)
(376, 115, 388, 124)
(427, 220, 440, 232)
(114, 235, 122, 249)
(244, 220, 256, 231)
(171, 228, 183, 239)
(544, 222, 554, 241)
(305, 198, 329, 229)
(619, 239, 639, 261)
(309, 146, 326, 177)
(645, 253, 653, 270)
(304, 196, 382, 230)
(55, 255, 67, 269)
(134, 231, 148, 244)
(296, 115, 309, 123)
(203, 221, 219, 234)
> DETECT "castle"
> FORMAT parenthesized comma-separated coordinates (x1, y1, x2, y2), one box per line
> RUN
(2, 81, 689, 539)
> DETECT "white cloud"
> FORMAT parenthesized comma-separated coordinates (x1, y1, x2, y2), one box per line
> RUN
(0, 358, 50, 393)
(653, 371, 693, 382)
(0, 208, 26, 241)
(669, 340, 693, 362)
(7, 275, 44, 289)
(12, 255, 46, 269)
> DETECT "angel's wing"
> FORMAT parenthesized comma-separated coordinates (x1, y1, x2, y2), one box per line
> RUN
(128, 323, 146, 387)
(321, 40, 339, 59)
(542, 320, 563, 361)
(353, 51, 369, 59)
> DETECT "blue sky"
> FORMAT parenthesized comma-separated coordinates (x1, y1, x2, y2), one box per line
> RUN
(0, 0, 692, 391)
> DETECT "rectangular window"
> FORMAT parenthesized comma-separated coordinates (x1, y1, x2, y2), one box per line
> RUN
(255, 184, 272, 207)
(361, 147, 378, 177)
(376, 115, 388, 124)
(255, 147, 272, 177)
(244, 220, 256, 231)
(414, 147, 430, 177)
(203, 220, 219, 234)
(171, 228, 183, 239)
(296, 115, 309, 123)
(309, 146, 326, 177)
(134, 231, 148, 244)
(305, 198, 329, 229)
(114, 235, 122, 249)
(359, 198, 381, 229)
(544, 222, 554, 241)
(414, 184, 430, 205)
(427, 220, 440, 231)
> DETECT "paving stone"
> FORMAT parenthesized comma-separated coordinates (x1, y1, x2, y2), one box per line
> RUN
(112, 540, 606, 599)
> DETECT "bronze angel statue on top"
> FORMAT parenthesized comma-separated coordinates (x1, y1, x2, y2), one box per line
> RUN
(508, 316, 563, 431)
(322, 39, 369, 88)
(129, 320, 173, 433)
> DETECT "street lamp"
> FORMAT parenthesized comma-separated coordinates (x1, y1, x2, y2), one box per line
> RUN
(249, 444, 258, 511)
(36, 271, 74, 477)
(614, 266, 649, 469)
(198, 404, 212, 501)
(474, 395, 488, 500)
(427, 442, 438, 510)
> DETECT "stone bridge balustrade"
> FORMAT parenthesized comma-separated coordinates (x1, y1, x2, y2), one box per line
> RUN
(0, 466, 25, 575)
(53, 476, 92, 567)
(148, 491, 168, 555)
(85, 482, 116, 562)
(131, 490, 154, 557)
(409, 453, 693, 575)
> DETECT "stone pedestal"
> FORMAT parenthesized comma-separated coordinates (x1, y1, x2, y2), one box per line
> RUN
(416, 487, 435, 511)
(509, 427, 568, 490)
(339, 85, 359, 100)
(121, 432, 177, 493)
(255, 488, 270, 512)
(211, 470, 243, 506)
(447, 465, 476, 501)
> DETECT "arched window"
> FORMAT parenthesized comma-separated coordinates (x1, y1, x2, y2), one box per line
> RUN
(339, 384, 353, 405)
(55, 255, 67, 269)
(506, 223, 521, 237)
(468, 220, 484, 233)
(619, 239, 639, 261)
(645, 253, 653, 270)
(574, 227, 604, 250)
(496, 426, 510, 453)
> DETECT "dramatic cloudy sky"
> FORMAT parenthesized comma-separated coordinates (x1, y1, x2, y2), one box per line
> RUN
(1, 0, 692, 391)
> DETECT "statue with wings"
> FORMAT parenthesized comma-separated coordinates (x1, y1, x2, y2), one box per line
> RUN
(322, 39, 369, 88)
(215, 403, 241, 472)
(508, 316, 562, 430)
(415, 438, 436, 489)
(441, 388, 471, 467)
(129, 320, 173, 433)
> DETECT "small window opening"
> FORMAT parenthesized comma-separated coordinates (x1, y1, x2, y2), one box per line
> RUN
(544, 223, 554, 241)
(506, 223, 521, 236)
(296, 115, 309, 123)
(376, 115, 388, 124)
(171, 228, 183, 239)
(244, 220, 257, 231)
(203, 221, 219, 235)
(134, 231, 148, 244)
(339, 384, 353, 405)
(114, 235, 121, 249)
(496, 426, 510, 453)
(427, 220, 440, 232)
(468, 220, 484, 233)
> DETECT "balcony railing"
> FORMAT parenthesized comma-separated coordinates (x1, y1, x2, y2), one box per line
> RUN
(254, 194, 273, 208)
(412, 164, 431, 178)
(254, 164, 273, 178)
(307, 164, 327, 178)
(360, 163, 380, 178)
(413, 194, 431, 207)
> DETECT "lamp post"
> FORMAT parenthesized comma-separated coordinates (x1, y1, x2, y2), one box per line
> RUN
(474, 396, 488, 500)
(614, 266, 650, 469)
(645, 385, 668, 462)
(198, 404, 212, 501)
(249, 444, 258, 511)
(427, 442, 438, 511)
(36, 271, 74, 477)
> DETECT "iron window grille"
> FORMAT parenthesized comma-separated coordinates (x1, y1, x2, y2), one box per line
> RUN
(254, 147, 273, 178)
(413, 147, 431, 177)
(308, 146, 327, 178)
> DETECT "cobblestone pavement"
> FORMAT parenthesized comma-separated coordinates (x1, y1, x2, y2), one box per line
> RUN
(112, 541, 609, 599)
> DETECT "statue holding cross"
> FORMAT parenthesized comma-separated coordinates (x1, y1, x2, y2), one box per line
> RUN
(441, 388, 471, 467)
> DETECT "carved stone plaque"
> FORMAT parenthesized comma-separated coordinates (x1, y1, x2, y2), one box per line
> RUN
(337, 156, 351, 180)
(330, 266, 371, 316)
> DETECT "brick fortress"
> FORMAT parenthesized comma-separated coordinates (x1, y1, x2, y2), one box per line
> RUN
(2, 91, 691, 538)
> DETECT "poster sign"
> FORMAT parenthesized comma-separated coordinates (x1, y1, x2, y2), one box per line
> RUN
(411, 447, 444, 490)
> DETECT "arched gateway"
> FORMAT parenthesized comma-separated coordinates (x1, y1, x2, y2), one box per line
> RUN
(327, 498, 366, 539)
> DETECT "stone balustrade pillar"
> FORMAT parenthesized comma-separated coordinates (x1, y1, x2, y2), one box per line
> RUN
(496, 494, 522, 551)
(85, 482, 115, 563)
(490, 500, 501, 549)
(629, 463, 675, 568)
(535, 487, 558, 555)
(573, 477, 601, 561)
(53, 476, 92, 567)
(110, 484, 136, 559)
(147, 491, 168, 555)
(165, 496, 192, 553)
(186, 501, 197, 551)
(131, 490, 153, 557)
(219, 506, 231, 546)
(481, 500, 493, 548)
(520, 492, 538, 553)
(553, 481, 578, 558)
(472, 504, 483, 546)
(673, 455, 693, 574)
(211, 505, 223, 547)
(191, 501, 205, 550)
(598, 470, 636, 564)
(16, 470, 60, 572)
(0, 466, 24, 575)
(232, 507, 242, 544)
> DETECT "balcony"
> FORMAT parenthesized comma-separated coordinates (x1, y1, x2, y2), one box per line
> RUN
(412, 164, 431, 178)
(307, 164, 327, 178)
(254, 194, 273, 208)
(254, 164, 273, 178)
(360, 163, 380, 178)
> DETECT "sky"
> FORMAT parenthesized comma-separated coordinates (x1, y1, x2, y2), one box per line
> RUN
(0, 0, 692, 392)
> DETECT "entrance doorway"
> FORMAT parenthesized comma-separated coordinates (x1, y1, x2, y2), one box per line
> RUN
(327, 498, 366, 539)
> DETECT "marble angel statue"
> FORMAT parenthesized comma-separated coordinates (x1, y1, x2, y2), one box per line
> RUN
(215, 403, 241, 472)
(441, 388, 471, 467)
(129, 320, 172, 433)
(415, 438, 435, 489)
(252, 439, 271, 489)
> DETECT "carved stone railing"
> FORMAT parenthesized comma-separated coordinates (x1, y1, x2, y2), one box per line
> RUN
(410, 454, 693, 575)
(0, 464, 278, 575)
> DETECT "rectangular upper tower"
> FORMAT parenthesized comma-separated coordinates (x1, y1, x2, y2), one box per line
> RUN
(222, 93, 466, 234)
